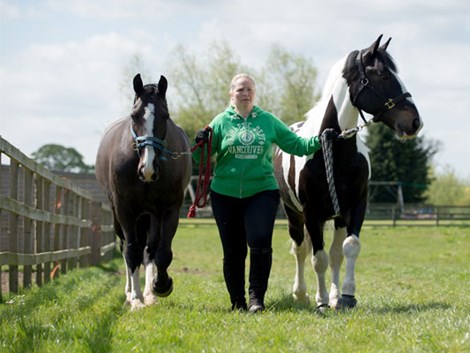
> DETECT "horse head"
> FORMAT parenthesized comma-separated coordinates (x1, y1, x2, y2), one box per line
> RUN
(345, 34, 423, 139)
(130, 74, 170, 182)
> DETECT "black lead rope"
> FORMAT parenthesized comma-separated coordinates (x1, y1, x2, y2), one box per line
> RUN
(321, 133, 341, 217)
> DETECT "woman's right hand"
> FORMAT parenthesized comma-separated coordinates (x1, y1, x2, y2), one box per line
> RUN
(195, 128, 210, 143)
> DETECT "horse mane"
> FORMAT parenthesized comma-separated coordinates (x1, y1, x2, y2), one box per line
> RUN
(301, 46, 398, 134)
(300, 55, 348, 135)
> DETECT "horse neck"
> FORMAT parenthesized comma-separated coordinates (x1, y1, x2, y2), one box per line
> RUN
(326, 77, 358, 131)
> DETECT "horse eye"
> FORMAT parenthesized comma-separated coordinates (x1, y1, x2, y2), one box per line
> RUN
(380, 70, 391, 80)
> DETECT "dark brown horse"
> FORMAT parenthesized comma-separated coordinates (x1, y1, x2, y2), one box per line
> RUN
(274, 35, 423, 310)
(96, 74, 192, 310)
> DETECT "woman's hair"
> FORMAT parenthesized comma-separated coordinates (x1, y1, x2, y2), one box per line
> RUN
(229, 73, 256, 93)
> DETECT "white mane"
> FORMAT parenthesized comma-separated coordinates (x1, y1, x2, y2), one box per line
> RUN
(292, 54, 371, 178)
(297, 55, 356, 138)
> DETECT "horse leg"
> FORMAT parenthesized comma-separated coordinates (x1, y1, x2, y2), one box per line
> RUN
(329, 225, 346, 308)
(117, 210, 146, 310)
(113, 211, 144, 308)
(336, 234, 360, 309)
(123, 239, 145, 310)
(291, 232, 311, 304)
(143, 247, 158, 305)
(336, 200, 366, 309)
(284, 206, 310, 304)
(312, 247, 329, 309)
(306, 219, 329, 310)
(152, 209, 179, 297)
(138, 216, 158, 306)
(112, 215, 133, 303)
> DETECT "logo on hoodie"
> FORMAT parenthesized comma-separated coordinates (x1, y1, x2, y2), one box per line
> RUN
(226, 122, 266, 159)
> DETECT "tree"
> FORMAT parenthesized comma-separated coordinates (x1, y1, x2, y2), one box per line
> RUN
(365, 123, 438, 203)
(119, 53, 152, 113)
(165, 40, 320, 139)
(31, 144, 94, 173)
(258, 44, 320, 125)
(425, 166, 470, 205)
(166, 41, 249, 140)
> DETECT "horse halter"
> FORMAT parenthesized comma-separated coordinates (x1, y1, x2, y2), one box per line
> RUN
(351, 50, 411, 125)
(130, 121, 174, 161)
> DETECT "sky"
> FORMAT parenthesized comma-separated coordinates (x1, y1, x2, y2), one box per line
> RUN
(1, 0, 469, 180)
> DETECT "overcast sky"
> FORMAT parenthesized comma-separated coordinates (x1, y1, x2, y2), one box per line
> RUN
(1, 0, 469, 179)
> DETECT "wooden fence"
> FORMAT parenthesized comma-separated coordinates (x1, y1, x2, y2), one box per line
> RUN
(0, 136, 115, 298)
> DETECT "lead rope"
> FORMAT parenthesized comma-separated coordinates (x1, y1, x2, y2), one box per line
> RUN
(321, 133, 341, 217)
(187, 127, 213, 218)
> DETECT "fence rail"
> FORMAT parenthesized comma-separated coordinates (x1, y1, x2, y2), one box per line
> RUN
(0, 136, 115, 298)
(365, 204, 470, 226)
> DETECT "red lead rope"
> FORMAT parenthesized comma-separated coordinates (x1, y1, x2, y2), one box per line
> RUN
(187, 126, 212, 218)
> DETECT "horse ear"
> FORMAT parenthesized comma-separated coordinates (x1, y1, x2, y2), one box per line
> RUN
(133, 74, 145, 97)
(366, 34, 383, 56)
(380, 37, 392, 51)
(158, 75, 168, 98)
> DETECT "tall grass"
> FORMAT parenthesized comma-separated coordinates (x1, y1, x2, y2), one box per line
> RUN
(1, 225, 469, 353)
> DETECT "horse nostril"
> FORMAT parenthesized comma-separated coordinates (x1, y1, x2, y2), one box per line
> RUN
(412, 117, 421, 131)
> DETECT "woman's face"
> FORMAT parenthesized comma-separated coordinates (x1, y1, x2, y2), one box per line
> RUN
(230, 77, 256, 111)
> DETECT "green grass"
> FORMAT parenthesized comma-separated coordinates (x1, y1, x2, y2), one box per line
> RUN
(1, 225, 469, 353)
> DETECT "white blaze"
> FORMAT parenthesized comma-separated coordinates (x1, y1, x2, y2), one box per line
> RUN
(140, 103, 156, 181)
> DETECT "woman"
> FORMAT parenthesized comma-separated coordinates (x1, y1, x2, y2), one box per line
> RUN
(193, 73, 325, 313)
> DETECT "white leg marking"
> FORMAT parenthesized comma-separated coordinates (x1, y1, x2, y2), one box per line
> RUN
(329, 227, 346, 307)
(313, 249, 329, 307)
(342, 235, 361, 296)
(143, 262, 158, 306)
(129, 268, 145, 311)
(291, 236, 310, 304)
(123, 252, 132, 304)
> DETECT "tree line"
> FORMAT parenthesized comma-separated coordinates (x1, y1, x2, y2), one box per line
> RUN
(31, 40, 470, 205)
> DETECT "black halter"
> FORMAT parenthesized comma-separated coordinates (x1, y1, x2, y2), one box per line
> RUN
(352, 50, 411, 125)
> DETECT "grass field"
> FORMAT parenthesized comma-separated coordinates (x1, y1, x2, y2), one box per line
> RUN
(1, 224, 469, 353)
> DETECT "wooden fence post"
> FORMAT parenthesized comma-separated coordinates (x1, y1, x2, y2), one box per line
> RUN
(90, 202, 102, 265)
(8, 160, 19, 293)
(43, 180, 51, 284)
(79, 199, 91, 268)
(35, 176, 44, 287)
(23, 168, 33, 288)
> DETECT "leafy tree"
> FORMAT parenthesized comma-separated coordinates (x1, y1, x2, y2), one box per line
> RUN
(365, 123, 438, 203)
(425, 166, 470, 205)
(165, 40, 320, 139)
(166, 41, 248, 140)
(119, 53, 152, 113)
(258, 44, 320, 125)
(31, 144, 94, 173)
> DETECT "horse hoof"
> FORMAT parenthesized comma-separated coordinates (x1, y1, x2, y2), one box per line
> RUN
(144, 293, 158, 306)
(293, 293, 310, 305)
(316, 303, 330, 313)
(130, 299, 146, 311)
(335, 295, 357, 310)
(153, 277, 173, 297)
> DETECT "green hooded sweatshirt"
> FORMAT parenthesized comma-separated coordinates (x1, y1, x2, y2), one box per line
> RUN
(193, 106, 321, 198)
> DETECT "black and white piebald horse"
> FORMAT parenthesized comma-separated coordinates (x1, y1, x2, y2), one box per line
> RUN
(96, 74, 192, 310)
(274, 35, 422, 310)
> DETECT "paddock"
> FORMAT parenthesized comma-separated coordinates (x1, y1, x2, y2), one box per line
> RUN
(1, 134, 469, 297)
(0, 224, 468, 353)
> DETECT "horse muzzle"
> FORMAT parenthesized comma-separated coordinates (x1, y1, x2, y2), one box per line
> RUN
(138, 164, 159, 183)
